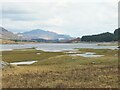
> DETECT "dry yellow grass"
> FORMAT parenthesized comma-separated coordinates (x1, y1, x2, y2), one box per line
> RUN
(2, 65, 118, 88)
(2, 48, 119, 88)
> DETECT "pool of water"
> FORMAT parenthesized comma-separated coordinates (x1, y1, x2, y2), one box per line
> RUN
(10, 61, 38, 65)
(70, 52, 104, 58)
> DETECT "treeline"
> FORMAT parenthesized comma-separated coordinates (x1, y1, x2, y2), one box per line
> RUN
(114, 28, 120, 41)
(81, 28, 120, 42)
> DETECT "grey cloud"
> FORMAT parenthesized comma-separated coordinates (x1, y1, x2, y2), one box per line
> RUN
(2, 14, 38, 21)
(1, 1, 118, 37)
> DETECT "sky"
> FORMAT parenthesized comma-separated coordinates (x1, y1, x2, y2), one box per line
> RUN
(0, 0, 119, 37)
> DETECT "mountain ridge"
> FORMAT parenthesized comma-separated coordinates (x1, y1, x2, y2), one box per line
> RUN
(18, 29, 72, 40)
(0, 27, 72, 40)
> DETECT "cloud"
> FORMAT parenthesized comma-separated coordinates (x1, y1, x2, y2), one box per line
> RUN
(1, 1, 118, 37)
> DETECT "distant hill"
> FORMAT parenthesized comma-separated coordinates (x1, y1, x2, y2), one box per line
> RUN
(0, 27, 72, 43)
(2, 26, 119, 43)
(18, 29, 72, 40)
(81, 32, 114, 42)
(81, 28, 120, 42)
(65, 37, 81, 43)
(0, 27, 20, 40)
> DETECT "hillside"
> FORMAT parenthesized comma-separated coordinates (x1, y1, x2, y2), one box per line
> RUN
(65, 37, 81, 43)
(81, 29, 120, 42)
(0, 27, 20, 40)
(18, 29, 72, 40)
(114, 28, 120, 41)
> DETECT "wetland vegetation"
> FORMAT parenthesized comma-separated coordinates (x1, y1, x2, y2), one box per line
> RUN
(2, 48, 119, 88)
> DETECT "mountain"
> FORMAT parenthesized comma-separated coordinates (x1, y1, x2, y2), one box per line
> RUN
(0, 27, 20, 40)
(18, 29, 72, 40)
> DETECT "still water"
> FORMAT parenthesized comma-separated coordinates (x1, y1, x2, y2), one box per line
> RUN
(10, 61, 38, 65)
(1, 43, 117, 52)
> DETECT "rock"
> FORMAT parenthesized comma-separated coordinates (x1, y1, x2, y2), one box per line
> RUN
(0, 61, 10, 69)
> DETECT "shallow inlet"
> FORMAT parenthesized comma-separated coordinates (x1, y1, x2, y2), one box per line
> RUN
(70, 52, 104, 57)
(10, 61, 38, 65)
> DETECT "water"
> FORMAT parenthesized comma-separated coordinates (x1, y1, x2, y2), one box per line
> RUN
(36, 53, 41, 54)
(85, 52, 96, 55)
(70, 52, 104, 58)
(10, 61, 38, 65)
(0, 43, 117, 52)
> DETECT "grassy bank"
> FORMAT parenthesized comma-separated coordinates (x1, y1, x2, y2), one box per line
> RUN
(97, 43, 118, 46)
(2, 48, 119, 88)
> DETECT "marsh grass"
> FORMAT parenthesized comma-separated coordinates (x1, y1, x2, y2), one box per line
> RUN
(2, 48, 119, 88)
(2, 48, 64, 63)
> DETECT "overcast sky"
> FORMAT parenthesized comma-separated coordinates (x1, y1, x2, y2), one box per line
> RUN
(0, 0, 119, 37)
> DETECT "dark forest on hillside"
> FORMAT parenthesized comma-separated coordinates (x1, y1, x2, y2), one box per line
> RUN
(81, 28, 120, 42)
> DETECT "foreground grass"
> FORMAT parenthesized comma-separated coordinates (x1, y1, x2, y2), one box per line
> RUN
(2, 48, 119, 88)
